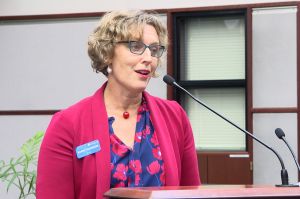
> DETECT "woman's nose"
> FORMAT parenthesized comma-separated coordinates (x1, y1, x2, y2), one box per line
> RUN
(142, 47, 152, 61)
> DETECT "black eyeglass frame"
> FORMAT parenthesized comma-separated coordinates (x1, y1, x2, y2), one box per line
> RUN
(116, 41, 166, 58)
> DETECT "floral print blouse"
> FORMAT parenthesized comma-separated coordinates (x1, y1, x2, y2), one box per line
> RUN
(109, 99, 165, 188)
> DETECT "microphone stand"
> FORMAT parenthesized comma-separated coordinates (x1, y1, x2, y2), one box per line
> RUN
(164, 75, 297, 187)
(275, 128, 300, 186)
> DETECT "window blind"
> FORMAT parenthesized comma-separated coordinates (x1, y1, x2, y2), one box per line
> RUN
(180, 16, 245, 81)
(184, 88, 246, 150)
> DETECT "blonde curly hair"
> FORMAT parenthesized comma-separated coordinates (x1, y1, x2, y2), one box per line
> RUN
(87, 10, 168, 76)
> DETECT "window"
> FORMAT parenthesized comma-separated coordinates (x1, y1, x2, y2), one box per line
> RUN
(174, 11, 247, 151)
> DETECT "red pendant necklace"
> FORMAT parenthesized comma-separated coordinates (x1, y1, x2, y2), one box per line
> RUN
(123, 111, 130, 119)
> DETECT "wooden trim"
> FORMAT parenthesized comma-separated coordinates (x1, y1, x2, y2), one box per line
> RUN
(0, 9, 168, 21)
(197, 153, 208, 183)
(166, 11, 174, 100)
(246, 8, 254, 184)
(167, 5, 248, 13)
(0, 110, 59, 115)
(251, 108, 298, 113)
(0, 13, 104, 20)
(166, 2, 299, 14)
(248, 1, 299, 8)
(105, 185, 300, 198)
(197, 152, 252, 184)
(297, 3, 300, 181)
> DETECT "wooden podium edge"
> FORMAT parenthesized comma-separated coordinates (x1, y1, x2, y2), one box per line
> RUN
(104, 185, 300, 199)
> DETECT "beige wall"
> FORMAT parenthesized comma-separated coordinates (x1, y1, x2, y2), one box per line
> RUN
(0, 0, 297, 16)
(252, 6, 298, 184)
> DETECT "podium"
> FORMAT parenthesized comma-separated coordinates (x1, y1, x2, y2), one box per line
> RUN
(104, 185, 300, 198)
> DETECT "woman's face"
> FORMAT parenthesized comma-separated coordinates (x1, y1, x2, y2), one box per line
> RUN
(108, 24, 160, 94)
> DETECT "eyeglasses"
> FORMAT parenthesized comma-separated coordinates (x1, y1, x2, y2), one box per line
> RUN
(116, 41, 165, 58)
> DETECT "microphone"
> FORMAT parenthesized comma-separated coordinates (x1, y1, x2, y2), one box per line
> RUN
(275, 128, 300, 174)
(163, 74, 296, 187)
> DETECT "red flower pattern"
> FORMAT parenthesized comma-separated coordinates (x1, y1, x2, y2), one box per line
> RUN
(135, 174, 141, 185)
(129, 160, 142, 174)
(109, 99, 165, 187)
(111, 135, 128, 157)
(152, 148, 162, 160)
(147, 160, 161, 175)
(143, 125, 151, 138)
(113, 164, 128, 181)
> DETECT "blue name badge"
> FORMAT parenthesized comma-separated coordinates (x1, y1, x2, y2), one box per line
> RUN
(76, 140, 101, 159)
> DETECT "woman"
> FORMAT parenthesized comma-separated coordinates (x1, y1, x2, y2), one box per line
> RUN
(37, 10, 200, 199)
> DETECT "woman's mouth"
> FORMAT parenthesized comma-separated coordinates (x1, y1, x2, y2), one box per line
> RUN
(135, 70, 151, 78)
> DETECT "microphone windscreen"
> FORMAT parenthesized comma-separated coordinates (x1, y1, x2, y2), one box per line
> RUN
(275, 128, 285, 139)
(163, 75, 175, 85)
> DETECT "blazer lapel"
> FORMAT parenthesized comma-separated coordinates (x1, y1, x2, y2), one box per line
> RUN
(91, 83, 111, 198)
(144, 92, 179, 186)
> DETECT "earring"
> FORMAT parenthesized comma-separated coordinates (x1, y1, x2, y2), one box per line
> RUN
(107, 66, 112, 74)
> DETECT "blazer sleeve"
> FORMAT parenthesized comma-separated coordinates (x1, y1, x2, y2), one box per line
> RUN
(178, 105, 201, 186)
(37, 112, 75, 199)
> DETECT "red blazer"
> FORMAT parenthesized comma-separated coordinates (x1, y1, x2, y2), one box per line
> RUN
(37, 83, 200, 199)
